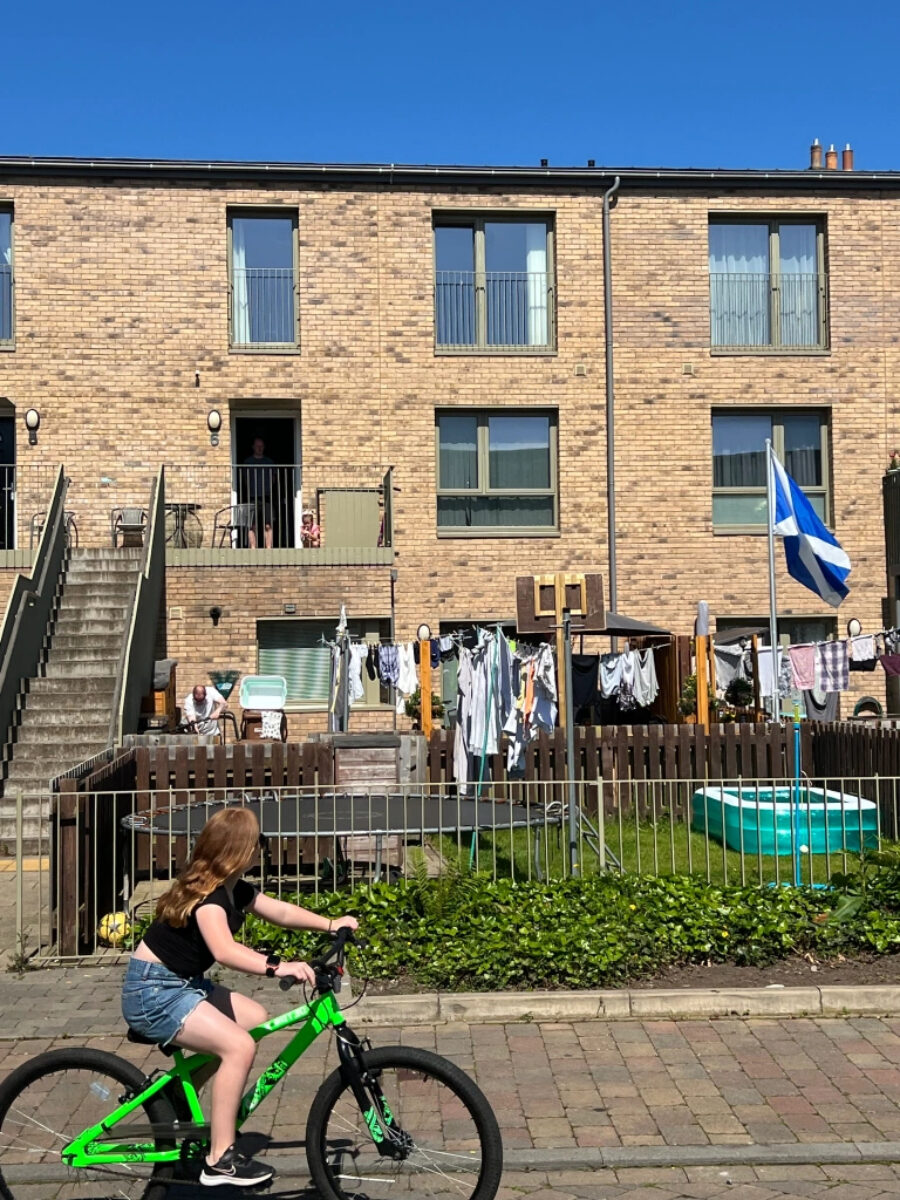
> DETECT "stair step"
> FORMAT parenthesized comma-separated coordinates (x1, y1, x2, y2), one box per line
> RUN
(49, 631, 127, 651)
(8, 741, 108, 767)
(70, 547, 143, 561)
(15, 722, 110, 745)
(26, 677, 117, 697)
(17, 705, 112, 726)
(43, 660, 120, 679)
(55, 605, 131, 623)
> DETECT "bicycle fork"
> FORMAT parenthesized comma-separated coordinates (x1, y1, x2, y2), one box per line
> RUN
(336, 1027, 412, 1160)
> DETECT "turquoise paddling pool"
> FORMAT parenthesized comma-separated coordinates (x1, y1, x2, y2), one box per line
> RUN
(690, 785, 878, 855)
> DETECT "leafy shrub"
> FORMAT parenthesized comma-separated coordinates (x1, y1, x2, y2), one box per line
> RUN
(231, 866, 900, 991)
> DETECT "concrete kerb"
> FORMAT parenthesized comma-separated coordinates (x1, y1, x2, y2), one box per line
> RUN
(9, 1142, 898, 1183)
(349, 984, 900, 1024)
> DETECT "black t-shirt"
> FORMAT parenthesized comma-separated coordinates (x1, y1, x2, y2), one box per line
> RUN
(142, 879, 257, 978)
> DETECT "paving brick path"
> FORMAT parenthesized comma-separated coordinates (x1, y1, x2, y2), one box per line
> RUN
(4, 963, 900, 1154)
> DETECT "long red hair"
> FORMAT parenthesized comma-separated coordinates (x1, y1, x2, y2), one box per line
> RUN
(155, 807, 259, 927)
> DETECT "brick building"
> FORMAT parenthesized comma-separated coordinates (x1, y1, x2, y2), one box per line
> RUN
(0, 147, 894, 735)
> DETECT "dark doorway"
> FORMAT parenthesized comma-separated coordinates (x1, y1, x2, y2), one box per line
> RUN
(0, 414, 15, 549)
(233, 415, 298, 548)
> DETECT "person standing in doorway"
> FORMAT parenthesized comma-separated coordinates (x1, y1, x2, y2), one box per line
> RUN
(243, 437, 274, 550)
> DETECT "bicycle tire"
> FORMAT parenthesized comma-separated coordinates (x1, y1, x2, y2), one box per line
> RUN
(0, 1047, 177, 1200)
(305, 1044, 503, 1200)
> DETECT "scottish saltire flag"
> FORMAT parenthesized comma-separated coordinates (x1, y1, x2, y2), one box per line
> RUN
(770, 449, 851, 607)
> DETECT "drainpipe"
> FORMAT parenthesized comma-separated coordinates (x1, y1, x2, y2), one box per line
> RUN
(602, 176, 621, 625)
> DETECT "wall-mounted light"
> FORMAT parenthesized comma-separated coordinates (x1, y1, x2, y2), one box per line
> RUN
(209, 605, 222, 627)
(416, 622, 432, 642)
(207, 409, 222, 447)
(24, 408, 40, 446)
(847, 618, 862, 638)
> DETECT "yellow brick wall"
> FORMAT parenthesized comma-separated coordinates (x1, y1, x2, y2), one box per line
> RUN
(0, 173, 894, 720)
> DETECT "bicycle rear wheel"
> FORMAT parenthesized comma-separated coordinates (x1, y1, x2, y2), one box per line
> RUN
(0, 1048, 177, 1200)
(306, 1044, 503, 1200)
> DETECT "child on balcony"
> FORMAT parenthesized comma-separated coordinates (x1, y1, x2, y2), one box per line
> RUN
(300, 509, 321, 548)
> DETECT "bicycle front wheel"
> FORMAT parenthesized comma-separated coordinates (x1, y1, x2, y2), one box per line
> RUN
(0, 1048, 177, 1200)
(306, 1044, 503, 1200)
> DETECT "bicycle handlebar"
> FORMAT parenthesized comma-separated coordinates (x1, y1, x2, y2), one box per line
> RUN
(278, 926, 363, 991)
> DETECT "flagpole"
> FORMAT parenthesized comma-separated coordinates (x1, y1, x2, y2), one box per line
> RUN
(766, 439, 781, 724)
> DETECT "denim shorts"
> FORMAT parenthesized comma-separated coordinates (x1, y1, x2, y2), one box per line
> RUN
(121, 958, 215, 1047)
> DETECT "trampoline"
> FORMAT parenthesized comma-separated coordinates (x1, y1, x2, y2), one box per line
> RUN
(122, 791, 562, 882)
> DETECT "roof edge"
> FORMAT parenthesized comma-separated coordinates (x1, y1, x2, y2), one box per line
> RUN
(0, 156, 899, 190)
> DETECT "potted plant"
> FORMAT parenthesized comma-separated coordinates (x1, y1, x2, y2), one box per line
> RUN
(404, 687, 445, 728)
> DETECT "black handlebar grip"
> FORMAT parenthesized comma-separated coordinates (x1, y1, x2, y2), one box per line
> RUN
(279, 976, 296, 991)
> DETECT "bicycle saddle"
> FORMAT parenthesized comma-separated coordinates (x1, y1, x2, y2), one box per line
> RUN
(126, 1027, 174, 1056)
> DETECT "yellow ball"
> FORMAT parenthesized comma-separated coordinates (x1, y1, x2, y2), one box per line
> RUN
(97, 911, 131, 948)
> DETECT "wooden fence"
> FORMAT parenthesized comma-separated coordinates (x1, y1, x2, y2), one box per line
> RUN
(424, 723, 807, 787)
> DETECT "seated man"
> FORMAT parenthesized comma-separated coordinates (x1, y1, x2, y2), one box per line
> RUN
(182, 684, 227, 737)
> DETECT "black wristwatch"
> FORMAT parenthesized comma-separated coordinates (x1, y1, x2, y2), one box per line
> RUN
(265, 954, 281, 978)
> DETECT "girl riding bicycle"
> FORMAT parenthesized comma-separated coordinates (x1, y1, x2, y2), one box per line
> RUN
(122, 806, 358, 1187)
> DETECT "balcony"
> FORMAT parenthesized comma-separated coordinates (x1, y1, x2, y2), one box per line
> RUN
(4, 464, 395, 567)
(230, 268, 297, 348)
(709, 272, 828, 351)
(435, 270, 553, 351)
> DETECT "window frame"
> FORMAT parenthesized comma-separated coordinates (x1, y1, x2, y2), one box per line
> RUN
(0, 205, 14, 351)
(716, 615, 837, 649)
(708, 214, 828, 355)
(711, 408, 831, 534)
(435, 408, 559, 537)
(432, 211, 557, 355)
(227, 207, 300, 353)
(256, 615, 392, 710)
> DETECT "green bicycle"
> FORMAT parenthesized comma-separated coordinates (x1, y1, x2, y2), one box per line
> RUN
(0, 930, 503, 1200)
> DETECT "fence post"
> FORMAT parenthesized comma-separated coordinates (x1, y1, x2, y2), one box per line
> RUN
(15, 789, 23, 961)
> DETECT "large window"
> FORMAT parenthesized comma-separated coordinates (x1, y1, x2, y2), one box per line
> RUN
(436, 410, 558, 533)
(434, 216, 554, 351)
(228, 212, 298, 348)
(709, 218, 827, 351)
(712, 410, 829, 529)
(257, 618, 390, 708)
(0, 210, 12, 345)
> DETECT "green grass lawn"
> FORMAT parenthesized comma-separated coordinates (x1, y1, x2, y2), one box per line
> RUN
(439, 811, 875, 888)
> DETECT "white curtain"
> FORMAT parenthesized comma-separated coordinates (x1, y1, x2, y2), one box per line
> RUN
(231, 221, 250, 345)
(525, 224, 548, 346)
(709, 224, 769, 346)
(779, 225, 818, 347)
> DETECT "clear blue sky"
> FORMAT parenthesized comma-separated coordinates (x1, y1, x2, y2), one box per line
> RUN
(4, 0, 899, 170)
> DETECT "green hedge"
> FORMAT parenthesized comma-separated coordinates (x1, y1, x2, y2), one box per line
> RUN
(233, 864, 900, 991)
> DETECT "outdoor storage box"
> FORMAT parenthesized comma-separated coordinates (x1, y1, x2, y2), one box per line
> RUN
(239, 675, 288, 742)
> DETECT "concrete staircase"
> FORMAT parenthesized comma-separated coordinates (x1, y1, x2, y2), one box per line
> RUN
(0, 547, 142, 851)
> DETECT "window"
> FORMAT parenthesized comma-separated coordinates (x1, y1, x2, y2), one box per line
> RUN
(712, 410, 829, 529)
(709, 218, 827, 351)
(436, 410, 558, 533)
(434, 216, 554, 351)
(228, 212, 298, 348)
(257, 618, 391, 708)
(0, 209, 11, 345)
(717, 615, 836, 648)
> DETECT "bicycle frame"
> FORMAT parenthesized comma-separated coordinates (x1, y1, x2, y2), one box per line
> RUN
(62, 990, 347, 1168)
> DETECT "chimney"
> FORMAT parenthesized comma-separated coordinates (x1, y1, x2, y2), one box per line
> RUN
(842, 143, 854, 171)
(825, 143, 839, 170)
(810, 138, 822, 169)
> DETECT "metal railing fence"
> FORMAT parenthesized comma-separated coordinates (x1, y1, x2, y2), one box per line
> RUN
(710, 272, 826, 349)
(230, 267, 296, 346)
(435, 270, 551, 348)
(0, 263, 11, 342)
(9, 772, 897, 963)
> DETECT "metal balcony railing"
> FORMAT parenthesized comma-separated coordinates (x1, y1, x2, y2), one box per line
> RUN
(230, 267, 297, 346)
(0, 264, 11, 342)
(435, 270, 551, 348)
(710, 272, 827, 349)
